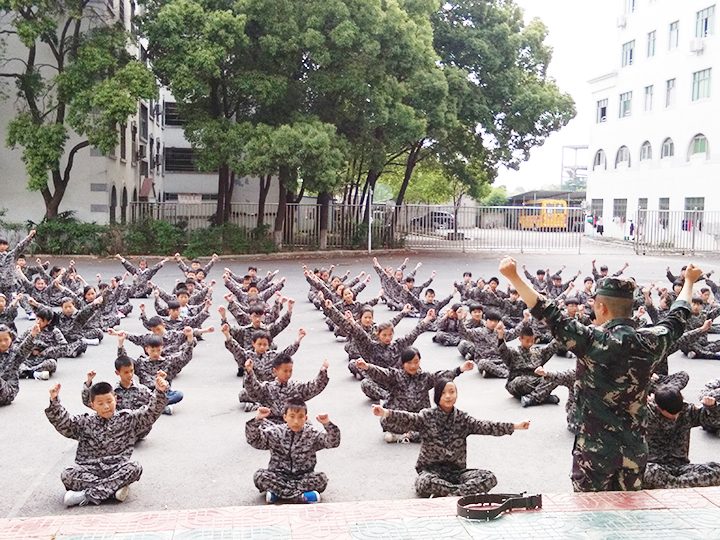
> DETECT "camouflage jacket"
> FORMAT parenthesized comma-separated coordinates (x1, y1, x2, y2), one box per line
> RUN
(364, 365, 462, 412)
(458, 320, 527, 360)
(225, 339, 300, 381)
(45, 389, 167, 466)
(530, 297, 690, 448)
(0, 334, 34, 400)
(245, 418, 340, 475)
(228, 311, 291, 350)
(498, 339, 560, 382)
(141, 308, 209, 331)
(647, 400, 718, 467)
(243, 368, 329, 419)
(82, 380, 152, 411)
(384, 406, 514, 472)
(346, 318, 428, 369)
(119, 340, 194, 388)
(19, 326, 67, 359)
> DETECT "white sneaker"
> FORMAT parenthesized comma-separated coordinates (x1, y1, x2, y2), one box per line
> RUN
(688, 351, 697, 359)
(117, 311, 126, 318)
(33, 371, 50, 380)
(27, 312, 36, 320)
(64, 490, 88, 507)
(265, 491, 277, 504)
(163, 405, 173, 415)
(384, 432, 410, 443)
(244, 402, 259, 412)
(115, 485, 129, 502)
(83, 337, 100, 346)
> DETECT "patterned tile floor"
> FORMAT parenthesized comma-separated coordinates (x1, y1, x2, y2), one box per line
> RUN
(3, 488, 720, 540)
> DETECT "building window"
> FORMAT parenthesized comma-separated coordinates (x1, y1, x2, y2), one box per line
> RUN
(644, 86, 653, 111)
(120, 124, 126, 160)
(640, 141, 652, 161)
(638, 198, 648, 224)
(615, 146, 631, 167)
(691, 134, 709, 156)
(666, 79, 676, 107)
(624, 0, 635, 14)
(684, 197, 705, 228)
(647, 31, 656, 57)
(593, 149, 607, 170)
(696, 6, 715, 37)
(596, 99, 608, 123)
(164, 102, 185, 127)
(619, 92, 632, 117)
(669, 21, 679, 49)
(621, 40, 635, 67)
(591, 199, 604, 218)
(692, 68, 712, 101)
(661, 138, 674, 158)
(613, 199, 628, 223)
(165, 147, 202, 172)
(139, 103, 148, 140)
(659, 197, 670, 227)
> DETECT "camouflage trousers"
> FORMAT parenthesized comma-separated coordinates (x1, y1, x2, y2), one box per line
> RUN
(506, 375, 559, 405)
(0, 378, 18, 405)
(433, 332, 461, 347)
(20, 357, 57, 377)
(644, 462, 720, 489)
(457, 340, 475, 359)
(415, 465, 497, 498)
(61, 461, 142, 502)
(253, 468, 328, 499)
(476, 358, 508, 379)
(687, 340, 720, 359)
(571, 435, 645, 492)
(699, 381, 720, 431)
(360, 378, 390, 402)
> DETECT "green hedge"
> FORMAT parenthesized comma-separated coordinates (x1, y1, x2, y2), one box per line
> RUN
(26, 219, 276, 257)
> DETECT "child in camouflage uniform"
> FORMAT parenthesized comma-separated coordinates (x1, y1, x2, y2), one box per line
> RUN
(356, 347, 474, 443)
(644, 378, 720, 489)
(45, 373, 168, 506)
(246, 398, 340, 504)
(0, 323, 37, 405)
(372, 379, 529, 497)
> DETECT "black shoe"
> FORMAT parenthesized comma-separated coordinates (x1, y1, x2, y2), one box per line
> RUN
(544, 395, 560, 405)
(237, 367, 244, 377)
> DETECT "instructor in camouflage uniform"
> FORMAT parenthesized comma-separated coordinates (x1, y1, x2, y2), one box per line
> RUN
(499, 257, 700, 492)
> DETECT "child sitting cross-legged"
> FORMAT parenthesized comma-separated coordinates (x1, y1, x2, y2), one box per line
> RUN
(45, 372, 169, 507)
(81, 357, 153, 440)
(246, 398, 341, 504)
(356, 347, 475, 443)
(243, 354, 330, 423)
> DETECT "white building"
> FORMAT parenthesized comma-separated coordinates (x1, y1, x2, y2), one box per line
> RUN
(586, 0, 720, 239)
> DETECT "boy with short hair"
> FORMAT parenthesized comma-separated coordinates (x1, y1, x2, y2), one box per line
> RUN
(246, 398, 340, 504)
(174, 252, 218, 276)
(433, 303, 463, 346)
(116, 328, 195, 415)
(139, 299, 211, 331)
(243, 354, 329, 422)
(0, 230, 36, 297)
(403, 286, 455, 319)
(644, 381, 720, 489)
(45, 372, 168, 506)
(498, 325, 561, 407)
(223, 326, 305, 381)
(115, 254, 170, 298)
(114, 317, 213, 355)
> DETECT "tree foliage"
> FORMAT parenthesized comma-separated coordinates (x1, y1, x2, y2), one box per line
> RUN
(0, 0, 156, 218)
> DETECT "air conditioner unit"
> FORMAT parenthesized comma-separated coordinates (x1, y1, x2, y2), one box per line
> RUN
(617, 15, 626, 28)
(136, 144, 146, 161)
(690, 38, 705, 53)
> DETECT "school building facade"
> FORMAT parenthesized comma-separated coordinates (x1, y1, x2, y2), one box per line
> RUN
(586, 0, 720, 240)
(0, 2, 277, 226)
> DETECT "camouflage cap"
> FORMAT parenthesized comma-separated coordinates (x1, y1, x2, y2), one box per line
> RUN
(595, 277, 636, 299)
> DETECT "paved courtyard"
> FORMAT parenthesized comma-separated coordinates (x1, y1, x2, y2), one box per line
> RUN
(2, 238, 720, 520)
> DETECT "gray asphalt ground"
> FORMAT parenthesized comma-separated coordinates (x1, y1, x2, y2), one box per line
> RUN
(2, 238, 720, 518)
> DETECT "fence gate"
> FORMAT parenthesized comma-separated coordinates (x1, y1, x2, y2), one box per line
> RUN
(634, 209, 720, 255)
(397, 205, 585, 253)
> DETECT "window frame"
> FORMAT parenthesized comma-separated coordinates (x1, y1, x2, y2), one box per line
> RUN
(692, 68, 712, 101)
(619, 91, 633, 118)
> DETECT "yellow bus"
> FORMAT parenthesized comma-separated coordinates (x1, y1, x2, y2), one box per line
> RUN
(518, 199, 568, 230)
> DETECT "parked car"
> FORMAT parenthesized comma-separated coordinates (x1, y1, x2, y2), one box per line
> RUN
(411, 211, 455, 230)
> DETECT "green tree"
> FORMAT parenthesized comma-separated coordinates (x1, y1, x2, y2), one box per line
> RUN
(0, 0, 156, 219)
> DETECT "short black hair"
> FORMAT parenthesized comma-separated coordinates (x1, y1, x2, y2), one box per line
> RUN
(249, 305, 265, 316)
(248, 282, 258, 290)
(167, 300, 181, 310)
(35, 306, 55, 323)
(701, 287, 710, 294)
(185, 278, 197, 285)
(0, 239, 8, 245)
(284, 397, 307, 414)
(692, 297, 703, 304)
(176, 289, 190, 298)
(401, 347, 420, 364)
(17, 253, 25, 259)
(115, 355, 134, 371)
(463, 272, 472, 277)
(90, 382, 114, 401)
(405, 276, 415, 283)
(147, 316, 164, 328)
(61, 297, 76, 306)
(425, 288, 435, 295)
(272, 354, 293, 369)
(433, 378, 454, 406)
(468, 303, 483, 313)
(191, 260, 201, 265)
(584, 276, 594, 283)
(34, 276, 47, 284)
(488, 277, 499, 285)
(360, 305, 374, 317)
(252, 329, 271, 343)
(50, 266, 62, 276)
(565, 297, 579, 306)
(536, 269, 545, 275)
(84, 285, 95, 295)
(520, 326, 535, 338)
(600, 265, 608, 271)
(450, 303, 462, 312)
(654, 385, 684, 415)
(248, 266, 258, 272)
(485, 310, 501, 321)
(376, 321, 394, 333)
(145, 335, 164, 348)
(681, 266, 688, 271)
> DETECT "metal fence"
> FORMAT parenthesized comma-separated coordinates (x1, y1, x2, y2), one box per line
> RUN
(634, 209, 720, 255)
(129, 201, 585, 252)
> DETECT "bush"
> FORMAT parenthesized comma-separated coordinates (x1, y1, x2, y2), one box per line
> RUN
(31, 219, 111, 255)
(123, 219, 186, 255)
(182, 223, 274, 258)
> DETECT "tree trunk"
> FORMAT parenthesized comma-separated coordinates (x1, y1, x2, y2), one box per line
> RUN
(257, 174, 272, 229)
(362, 169, 380, 224)
(273, 167, 289, 247)
(318, 191, 331, 250)
(223, 170, 235, 224)
(215, 164, 230, 226)
(395, 141, 423, 209)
